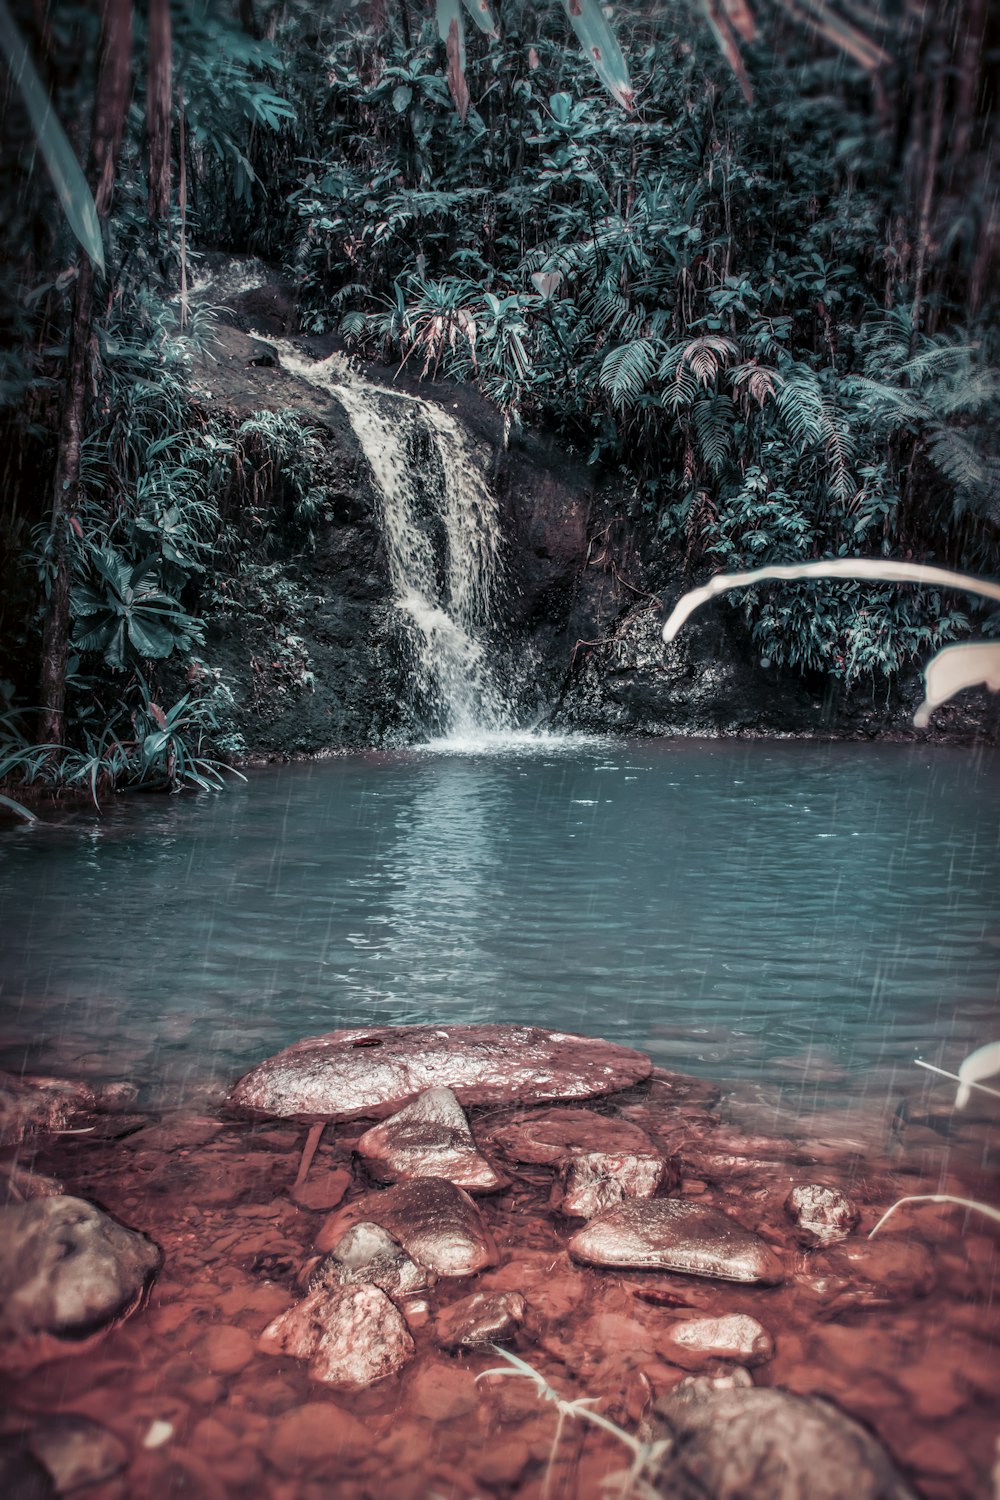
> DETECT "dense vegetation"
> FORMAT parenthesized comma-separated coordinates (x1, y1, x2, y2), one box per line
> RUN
(0, 0, 997, 799)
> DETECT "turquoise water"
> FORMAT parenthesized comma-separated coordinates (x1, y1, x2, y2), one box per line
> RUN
(1, 737, 998, 1115)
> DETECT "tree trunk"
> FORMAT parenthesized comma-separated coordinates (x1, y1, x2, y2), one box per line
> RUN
(36, 0, 132, 745)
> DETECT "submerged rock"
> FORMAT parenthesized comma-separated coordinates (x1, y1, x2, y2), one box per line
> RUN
(433, 1290, 526, 1349)
(17, 1414, 128, 1493)
(486, 1106, 657, 1165)
(553, 1150, 673, 1218)
(310, 1221, 428, 1300)
(568, 1200, 783, 1284)
(652, 1383, 919, 1499)
(317, 1177, 498, 1277)
(799, 1235, 936, 1309)
(259, 1282, 414, 1388)
(267, 1401, 371, 1475)
(229, 1024, 652, 1123)
(0, 1073, 94, 1147)
(0, 1196, 162, 1364)
(785, 1184, 860, 1246)
(662, 1314, 774, 1371)
(357, 1087, 508, 1193)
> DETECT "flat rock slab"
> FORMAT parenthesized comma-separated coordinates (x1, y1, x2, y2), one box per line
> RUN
(486, 1106, 658, 1165)
(653, 1383, 918, 1499)
(662, 1314, 774, 1371)
(0, 1196, 162, 1365)
(357, 1087, 508, 1193)
(260, 1282, 414, 1388)
(568, 1200, 783, 1284)
(434, 1290, 526, 1349)
(317, 1177, 498, 1278)
(229, 1025, 652, 1123)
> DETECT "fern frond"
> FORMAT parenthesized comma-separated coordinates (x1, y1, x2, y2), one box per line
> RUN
(599, 339, 658, 411)
(691, 393, 735, 474)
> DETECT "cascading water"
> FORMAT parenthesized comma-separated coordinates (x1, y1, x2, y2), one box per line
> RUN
(277, 346, 511, 738)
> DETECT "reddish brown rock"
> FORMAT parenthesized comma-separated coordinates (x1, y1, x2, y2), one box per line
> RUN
(0, 1072, 94, 1147)
(317, 1178, 497, 1278)
(407, 1361, 480, 1421)
(800, 1236, 936, 1308)
(267, 1401, 371, 1475)
(259, 1282, 414, 1388)
(662, 1313, 774, 1370)
(552, 1150, 673, 1218)
(785, 1184, 859, 1246)
(433, 1290, 526, 1349)
(290, 1167, 351, 1211)
(567, 1200, 783, 1284)
(197, 1324, 256, 1375)
(228, 1024, 652, 1123)
(485, 1106, 657, 1165)
(357, 1087, 507, 1193)
(310, 1222, 428, 1300)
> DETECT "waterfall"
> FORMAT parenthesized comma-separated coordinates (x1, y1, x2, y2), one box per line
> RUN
(276, 348, 511, 738)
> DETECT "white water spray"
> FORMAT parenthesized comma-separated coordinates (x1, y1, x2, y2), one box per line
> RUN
(277, 346, 510, 737)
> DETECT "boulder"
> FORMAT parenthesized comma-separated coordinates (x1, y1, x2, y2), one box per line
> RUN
(259, 1282, 414, 1388)
(552, 1150, 673, 1218)
(485, 1106, 657, 1165)
(317, 1178, 497, 1278)
(0, 1196, 162, 1364)
(652, 1382, 918, 1499)
(434, 1290, 526, 1349)
(229, 1024, 652, 1123)
(661, 1314, 774, 1371)
(567, 1200, 783, 1284)
(309, 1221, 428, 1300)
(357, 1087, 508, 1193)
(785, 1185, 859, 1247)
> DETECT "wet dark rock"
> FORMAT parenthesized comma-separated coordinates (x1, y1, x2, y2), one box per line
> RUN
(800, 1235, 936, 1309)
(553, 1150, 674, 1218)
(0, 1196, 162, 1363)
(309, 1221, 428, 1300)
(652, 1383, 919, 1499)
(357, 1087, 508, 1193)
(0, 1073, 93, 1147)
(486, 1106, 659, 1166)
(0, 1443, 56, 1500)
(433, 1290, 526, 1349)
(259, 1282, 415, 1388)
(317, 1177, 498, 1278)
(229, 1024, 652, 1123)
(567, 1200, 783, 1284)
(17, 1414, 128, 1493)
(661, 1314, 774, 1371)
(785, 1184, 860, 1246)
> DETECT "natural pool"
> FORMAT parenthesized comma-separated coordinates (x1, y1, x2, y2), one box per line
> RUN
(1, 737, 998, 1500)
(2, 736, 998, 1115)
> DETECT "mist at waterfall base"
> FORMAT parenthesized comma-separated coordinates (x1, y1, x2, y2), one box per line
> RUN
(2, 739, 998, 1135)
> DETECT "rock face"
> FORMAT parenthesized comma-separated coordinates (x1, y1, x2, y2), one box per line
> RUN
(662, 1314, 774, 1371)
(310, 1222, 428, 1300)
(433, 1291, 526, 1349)
(0, 1197, 162, 1362)
(652, 1383, 919, 1499)
(318, 1178, 498, 1278)
(229, 1024, 652, 1123)
(487, 1106, 658, 1165)
(357, 1087, 508, 1193)
(785, 1184, 860, 1246)
(567, 1200, 783, 1284)
(259, 1282, 414, 1388)
(553, 1150, 673, 1218)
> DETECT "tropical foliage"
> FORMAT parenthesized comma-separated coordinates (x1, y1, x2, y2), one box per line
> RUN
(0, 0, 997, 799)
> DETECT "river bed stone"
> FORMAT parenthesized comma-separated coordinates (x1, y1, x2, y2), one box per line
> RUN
(356, 1087, 508, 1193)
(568, 1199, 784, 1283)
(259, 1282, 415, 1388)
(309, 1221, 428, 1299)
(317, 1177, 498, 1277)
(552, 1149, 673, 1217)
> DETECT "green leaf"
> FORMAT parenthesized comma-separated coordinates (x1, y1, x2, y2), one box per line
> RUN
(391, 85, 413, 113)
(560, 0, 634, 112)
(0, 0, 104, 271)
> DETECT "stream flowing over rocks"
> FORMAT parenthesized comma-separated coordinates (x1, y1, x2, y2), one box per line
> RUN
(0, 1026, 996, 1500)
